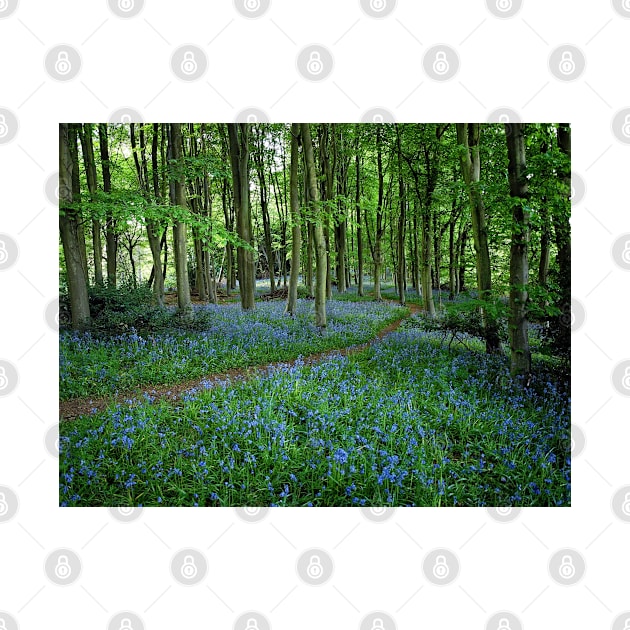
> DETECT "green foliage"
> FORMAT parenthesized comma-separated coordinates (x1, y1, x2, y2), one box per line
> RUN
(85, 283, 170, 333)
(408, 296, 508, 346)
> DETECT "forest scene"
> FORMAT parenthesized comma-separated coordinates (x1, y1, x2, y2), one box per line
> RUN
(58, 122, 571, 508)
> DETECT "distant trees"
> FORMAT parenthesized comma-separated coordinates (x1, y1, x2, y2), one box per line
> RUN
(59, 122, 570, 377)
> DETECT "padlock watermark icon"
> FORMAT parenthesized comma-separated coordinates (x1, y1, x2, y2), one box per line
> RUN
(0, 486, 18, 522)
(423, 45, 459, 80)
(423, 548, 459, 585)
(306, 554, 323, 578)
(297, 45, 333, 81)
(370, 0, 387, 11)
(55, 51, 72, 75)
(45, 45, 81, 80)
(432, 554, 450, 579)
(171, 548, 207, 585)
(432, 51, 449, 75)
(234, 0, 270, 17)
(171, 45, 207, 81)
(0, 360, 18, 396)
(486, 612, 523, 630)
(558, 51, 575, 75)
(296, 547, 333, 584)
(360, 0, 396, 17)
(45, 548, 82, 585)
(180, 555, 198, 579)
(495, 0, 512, 11)
(181, 51, 198, 75)
(360, 611, 397, 630)
(549, 45, 585, 81)
(307, 51, 323, 75)
(107, 611, 145, 630)
(118, 0, 134, 11)
(0, 492, 9, 516)
(558, 555, 576, 579)
(548, 548, 585, 585)
(234, 611, 271, 630)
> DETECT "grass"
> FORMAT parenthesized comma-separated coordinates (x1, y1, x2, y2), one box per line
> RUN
(59, 325, 570, 507)
(60, 299, 407, 400)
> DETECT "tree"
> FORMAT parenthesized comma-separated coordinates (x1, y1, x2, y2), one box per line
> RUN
(285, 124, 301, 316)
(169, 123, 193, 317)
(505, 123, 531, 378)
(79, 123, 104, 286)
(98, 123, 117, 288)
(227, 123, 256, 310)
(456, 123, 500, 352)
(59, 123, 91, 328)
(301, 123, 327, 328)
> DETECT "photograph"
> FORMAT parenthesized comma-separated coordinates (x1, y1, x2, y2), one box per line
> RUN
(58, 121, 571, 507)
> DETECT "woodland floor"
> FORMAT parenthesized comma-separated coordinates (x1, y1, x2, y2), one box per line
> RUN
(59, 301, 420, 420)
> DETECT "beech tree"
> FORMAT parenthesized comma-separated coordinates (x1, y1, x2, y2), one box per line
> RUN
(285, 123, 301, 316)
(301, 122, 327, 328)
(456, 123, 500, 352)
(505, 122, 531, 378)
(169, 123, 193, 317)
(227, 123, 256, 310)
(59, 123, 91, 328)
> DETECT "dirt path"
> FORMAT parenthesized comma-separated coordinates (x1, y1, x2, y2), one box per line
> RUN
(60, 302, 421, 421)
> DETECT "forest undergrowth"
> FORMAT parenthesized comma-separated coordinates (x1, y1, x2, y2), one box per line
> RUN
(59, 290, 570, 508)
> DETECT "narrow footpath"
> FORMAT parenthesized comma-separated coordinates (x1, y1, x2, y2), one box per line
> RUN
(60, 302, 421, 421)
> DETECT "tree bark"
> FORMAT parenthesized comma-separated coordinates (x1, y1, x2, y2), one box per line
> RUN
(98, 123, 117, 288)
(59, 124, 91, 328)
(227, 123, 255, 310)
(169, 123, 193, 317)
(505, 123, 531, 378)
(79, 124, 104, 286)
(301, 123, 327, 328)
(456, 123, 500, 352)
(554, 123, 571, 355)
(285, 123, 301, 316)
(355, 140, 364, 297)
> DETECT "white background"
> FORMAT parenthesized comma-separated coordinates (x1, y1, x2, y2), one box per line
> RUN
(0, 0, 628, 628)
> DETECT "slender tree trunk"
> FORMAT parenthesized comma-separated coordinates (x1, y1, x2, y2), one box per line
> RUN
(554, 123, 571, 355)
(285, 123, 301, 316)
(397, 175, 406, 306)
(505, 122, 531, 378)
(169, 123, 193, 317)
(456, 123, 500, 352)
(355, 145, 364, 297)
(79, 124, 104, 286)
(373, 125, 385, 301)
(98, 123, 117, 287)
(301, 123, 327, 328)
(227, 123, 255, 310)
(59, 124, 90, 328)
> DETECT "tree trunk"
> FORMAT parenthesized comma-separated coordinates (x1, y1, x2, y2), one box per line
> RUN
(285, 123, 301, 316)
(355, 143, 364, 297)
(505, 122, 531, 378)
(79, 124, 104, 286)
(373, 125, 385, 301)
(301, 123, 327, 328)
(59, 124, 90, 328)
(397, 174, 406, 306)
(554, 123, 571, 356)
(98, 123, 117, 287)
(456, 123, 500, 352)
(227, 123, 255, 310)
(169, 123, 193, 317)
